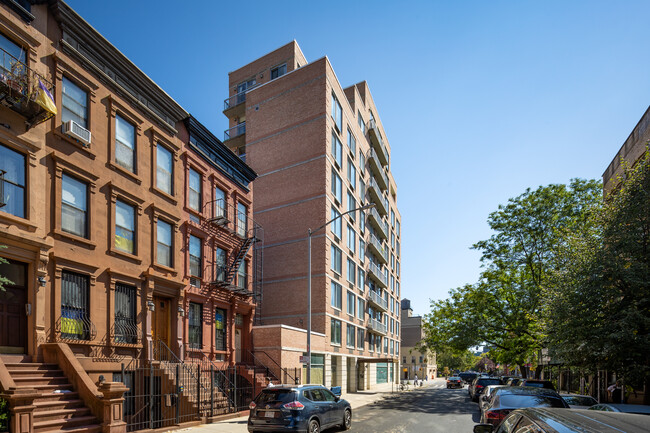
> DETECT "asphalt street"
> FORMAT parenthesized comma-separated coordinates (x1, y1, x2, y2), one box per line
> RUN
(348, 384, 479, 433)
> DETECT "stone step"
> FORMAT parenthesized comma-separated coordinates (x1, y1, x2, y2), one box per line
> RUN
(5, 363, 59, 371)
(10, 369, 64, 377)
(34, 391, 80, 402)
(13, 376, 70, 386)
(34, 407, 91, 422)
(23, 384, 74, 392)
(33, 415, 98, 432)
(53, 425, 102, 433)
(34, 399, 85, 412)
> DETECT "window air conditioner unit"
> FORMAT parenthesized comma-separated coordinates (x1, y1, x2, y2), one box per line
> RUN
(62, 120, 91, 147)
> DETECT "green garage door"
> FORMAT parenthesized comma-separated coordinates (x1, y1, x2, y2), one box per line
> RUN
(376, 363, 388, 384)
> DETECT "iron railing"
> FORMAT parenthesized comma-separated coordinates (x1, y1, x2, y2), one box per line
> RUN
(223, 83, 260, 110)
(247, 350, 300, 385)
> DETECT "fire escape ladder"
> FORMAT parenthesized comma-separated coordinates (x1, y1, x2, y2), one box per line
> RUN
(224, 236, 254, 287)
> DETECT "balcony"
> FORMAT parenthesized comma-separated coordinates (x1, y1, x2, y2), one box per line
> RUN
(223, 83, 260, 119)
(368, 119, 389, 166)
(367, 148, 388, 191)
(367, 318, 387, 335)
(367, 232, 388, 264)
(367, 176, 388, 215)
(367, 261, 387, 288)
(223, 122, 246, 150)
(367, 207, 388, 240)
(0, 48, 55, 128)
(368, 290, 388, 312)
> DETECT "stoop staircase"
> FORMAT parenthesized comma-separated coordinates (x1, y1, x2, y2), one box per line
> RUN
(2, 355, 101, 433)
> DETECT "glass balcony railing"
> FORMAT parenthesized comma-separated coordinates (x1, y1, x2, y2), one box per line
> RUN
(224, 122, 246, 141)
(367, 232, 388, 264)
(367, 176, 388, 215)
(368, 318, 387, 335)
(368, 290, 388, 311)
(223, 83, 260, 111)
(368, 119, 389, 166)
(367, 261, 387, 288)
(367, 207, 388, 240)
(367, 148, 388, 191)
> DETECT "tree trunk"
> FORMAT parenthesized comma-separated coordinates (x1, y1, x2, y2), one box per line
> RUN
(519, 364, 528, 379)
(644, 375, 650, 406)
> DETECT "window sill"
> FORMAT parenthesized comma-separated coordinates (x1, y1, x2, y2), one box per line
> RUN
(109, 248, 142, 264)
(152, 263, 177, 275)
(152, 186, 177, 205)
(108, 161, 142, 185)
(53, 229, 96, 249)
(331, 343, 341, 347)
(53, 129, 95, 159)
(0, 211, 38, 230)
(186, 346, 204, 352)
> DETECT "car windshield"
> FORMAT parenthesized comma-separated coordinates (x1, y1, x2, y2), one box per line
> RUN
(524, 382, 546, 387)
(256, 389, 296, 404)
(478, 379, 501, 386)
(563, 396, 596, 406)
(499, 395, 566, 408)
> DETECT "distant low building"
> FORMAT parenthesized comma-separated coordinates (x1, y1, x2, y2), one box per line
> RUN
(400, 299, 436, 380)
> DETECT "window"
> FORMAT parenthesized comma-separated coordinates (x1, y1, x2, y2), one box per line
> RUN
(0, 32, 25, 73)
(359, 179, 365, 201)
(331, 245, 342, 274)
(391, 210, 395, 227)
(390, 340, 394, 355)
(391, 231, 395, 249)
(215, 187, 226, 218)
(396, 220, 401, 237)
(237, 202, 247, 237)
(396, 323, 400, 336)
(237, 261, 247, 289)
(331, 318, 341, 345)
(397, 240, 401, 257)
(115, 115, 136, 172)
(390, 275, 395, 292)
(347, 291, 355, 316)
(331, 94, 342, 132)
(359, 240, 365, 263)
(331, 207, 342, 239)
(61, 271, 90, 340)
(115, 200, 135, 254)
(347, 225, 356, 253)
(331, 169, 342, 203)
(236, 78, 256, 103)
(189, 235, 202, 278)
(61, 174, 87, 238)
(390, 318, 394, 333)
(114, 283, 137, 343)
(188, 302, 203, 349)
(347, 192, 356, 222)
(331, 281, 342, 309)
(383, 336, 388, 353)
(357, 298, 365, 320)
(188, 168, 201, 212)
(358, 268, 365, 291)
(391, 253, 395, 269)
(0, 144, 26, 218)
(215, 308, 227, 351)
(347, 129, 356, 154)
(271, 63, 286, 79)
(347, 259, 356, 284)
(419, 356, 424, 364)
(62, 77, 88, 128)
(156, 145, 173, 195)
(346, 324, 355, 348)
(357, 328, 364, 349)
(358, 111, 365, 135)
(359, 151, 366, 174)
(347, 158, 356, 190)
(156, 219, 172, 267)
(397, 260, 400, 277)
(215, 247, 227, 282)
(331, 131, 342, 167)
(368, 334, 374, 352)
(359, 210, 365, 233)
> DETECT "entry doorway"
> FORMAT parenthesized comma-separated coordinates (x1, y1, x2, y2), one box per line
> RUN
(235, 328, 241, 363)
(152, 296, 171, 348)
(0, 260, 28, 353)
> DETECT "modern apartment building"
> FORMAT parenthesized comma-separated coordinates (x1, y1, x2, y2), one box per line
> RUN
(400, 299, 437, 381)
(222, 41, 402, 392)
(602, 105, 650, 194)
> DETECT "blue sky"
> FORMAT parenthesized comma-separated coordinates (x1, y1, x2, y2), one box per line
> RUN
(66, 0, 650, 316)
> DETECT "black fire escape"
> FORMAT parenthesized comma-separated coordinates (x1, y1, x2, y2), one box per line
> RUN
(203, 199, 264, 323)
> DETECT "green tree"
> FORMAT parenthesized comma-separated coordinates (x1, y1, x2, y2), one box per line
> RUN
(435, 350, 477, 373)
(0, 246, 12, 292)
(423, 179, 602, 377)
(546, 152, 650, 402)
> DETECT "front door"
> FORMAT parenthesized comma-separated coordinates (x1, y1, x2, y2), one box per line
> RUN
(235, 328, 241, 363)
(152, 296, 171, 348)
(0, 260, 27, 353)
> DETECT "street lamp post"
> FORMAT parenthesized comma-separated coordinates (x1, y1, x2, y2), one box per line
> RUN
(306, 203, 375, 384)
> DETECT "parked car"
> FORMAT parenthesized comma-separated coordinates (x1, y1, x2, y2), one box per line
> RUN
(248, 385, 351, 433)
(480, 387, 568, 427)
(446, 376, 463, 388)
(471, 377, 503, 402)
(479, 385, 506, 413)
(459, 372, 480, 384)
(588, 403, 650, 415)
(560, 393, 597, 409)
(499, 376, 515, 385)
(505, 378, 522, 386)
(473, 407, 650, 433)
(518, 379, 555, 390)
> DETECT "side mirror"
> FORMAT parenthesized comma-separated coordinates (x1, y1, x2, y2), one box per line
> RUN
(473, 424, 494, 433)
(334, 396, 340, 402)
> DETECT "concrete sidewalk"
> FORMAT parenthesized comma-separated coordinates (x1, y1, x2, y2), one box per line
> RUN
(181, 379, 446, 433)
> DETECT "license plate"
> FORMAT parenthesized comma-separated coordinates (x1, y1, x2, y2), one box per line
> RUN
(264, 411, 275, 418)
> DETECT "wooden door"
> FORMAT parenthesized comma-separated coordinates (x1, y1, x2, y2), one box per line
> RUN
(0, 260, 27, 353)
(235, 328, 241, 363)
(151, 296, 171, 347)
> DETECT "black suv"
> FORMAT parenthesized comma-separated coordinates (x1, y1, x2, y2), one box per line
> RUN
(248, 385, 351, 433)
(470, 377, 503, 402)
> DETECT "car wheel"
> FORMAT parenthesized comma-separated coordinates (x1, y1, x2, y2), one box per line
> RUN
(342, 409, 351, 430)
(308, 419, 320, 433)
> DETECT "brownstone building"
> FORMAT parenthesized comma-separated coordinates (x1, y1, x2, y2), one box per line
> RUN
(222, 41, 402, 392)
(0, 1, 262, 430)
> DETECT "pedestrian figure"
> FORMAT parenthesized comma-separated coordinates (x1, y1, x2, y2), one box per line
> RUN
(414, 374, 418, 385)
